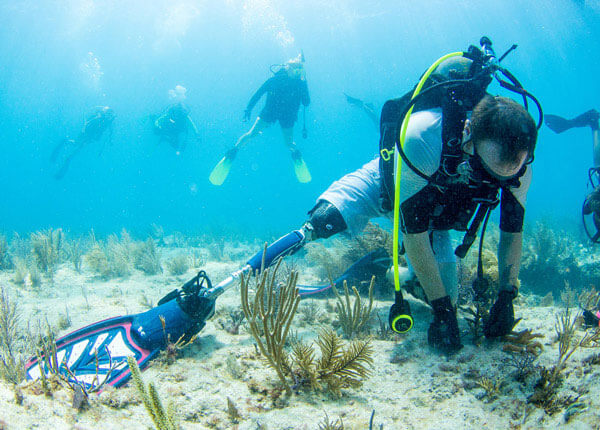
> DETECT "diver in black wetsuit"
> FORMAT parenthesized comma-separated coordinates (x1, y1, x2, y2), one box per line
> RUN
(546, 109, 600, 240)
(51, 106, 115, 180)
(209, 55, 311, 185)
(153, 102, 200, 155)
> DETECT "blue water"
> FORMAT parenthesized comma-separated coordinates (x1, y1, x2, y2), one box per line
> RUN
(1, 0, 599, 239)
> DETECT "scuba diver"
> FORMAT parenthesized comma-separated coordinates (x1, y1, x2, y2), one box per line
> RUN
(545, 109, 600, 241)
(209, 54, 311, 185)
(344, 93, 378, 129)
(152, 85, 200, 155)
(51, 106, 115, 180)
(232, 38, 542, 354)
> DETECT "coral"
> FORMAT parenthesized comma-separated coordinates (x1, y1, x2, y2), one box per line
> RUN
(157, 315, 196, 365)
(539, 292, 554, 307)
(0, 287, 27, 384)
(226, 397, 242, 423)
(30, 228, 63, 277)
(342, 221, 393, 263)
(299, 299, 323, 325)
(240, 260, 301, 396)
(374, 308, 395, 340)
(63, 237, 85, 273)
(520, 222, 585, 295)
(216, 307, 245, 335)
(503, 351, 538, 383)
(502, 329, 544, 356)
(579, 286, 600, 311)
(460, 301, 490, 346)
(318, 412, 344, 430)
(332, 277, 374, 339)
(304, 241, 347, 282)
(127, 356, 178, 430)
(528, 307, 596, 413)
(11, 257, 42, 288)
(225, 355, 243, 379)
(476, 376, 503, 402)
(165, 254, 190, 276)
(85, 232, 133, 279)
(133, 238, 162, 275)
(310, 328, 373, 397)
(0, 233, 11, 270)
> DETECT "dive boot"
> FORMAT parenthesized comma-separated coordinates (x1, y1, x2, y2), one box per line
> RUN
(209, 147, 237, 186)
(428, 296, 463, 354)
(291, 148, 312, 183)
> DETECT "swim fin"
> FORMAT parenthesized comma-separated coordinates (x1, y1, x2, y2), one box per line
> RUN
(545, 114, 574, 134)
(297, 248, 391, 296)
(546, 110, 600, 134)
(291, 148, 311, 183)
(209, 148, 237, 186)
(25, 272, 215, 390)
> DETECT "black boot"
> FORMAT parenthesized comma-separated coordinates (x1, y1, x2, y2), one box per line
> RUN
(428, 296, 463, 354)
(389, 290, 413, 333)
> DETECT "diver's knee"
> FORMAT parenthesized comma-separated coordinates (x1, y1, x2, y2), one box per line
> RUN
(305, 200, 347, 239)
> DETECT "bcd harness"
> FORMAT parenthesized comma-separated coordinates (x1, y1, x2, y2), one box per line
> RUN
(379, 38, 542, 261)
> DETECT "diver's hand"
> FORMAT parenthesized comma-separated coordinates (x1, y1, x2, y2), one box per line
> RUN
(243, 109, 251, 122)
(484, 289, 517, 338)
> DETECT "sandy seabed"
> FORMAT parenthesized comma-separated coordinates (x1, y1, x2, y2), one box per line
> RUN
(0, 245, 599, 430)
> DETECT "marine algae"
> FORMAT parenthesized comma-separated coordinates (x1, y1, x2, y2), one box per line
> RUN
(240, 259, 301, 396)
(332, 277, 374, 339)
(127, 355, 178, 430)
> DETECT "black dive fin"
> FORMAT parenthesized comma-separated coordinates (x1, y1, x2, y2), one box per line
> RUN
(297, 248, 391, 296)
(545, 114, 573, 134)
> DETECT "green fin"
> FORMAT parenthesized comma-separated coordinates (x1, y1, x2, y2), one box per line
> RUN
(209, 157, 233, 186)
(293, 156, 312, 183)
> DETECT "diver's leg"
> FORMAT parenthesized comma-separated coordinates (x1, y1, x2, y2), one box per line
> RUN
(281, 125, 295, 150)
(54, 142, 83, 180)
(235, 117, 268, 150)
(431, 230, 458, 305)
(50, 139, 69, 163)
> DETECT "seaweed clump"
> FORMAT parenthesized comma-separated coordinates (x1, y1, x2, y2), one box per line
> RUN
(30, 228, 63, 278)
(240, 260, 301, 396)
(85, 231, 133, 279)
(332, 277, 374, 339)
(127, 356, 178, 430)
(527, 307, 594, 414)
(0, 287, 28, 384)
(241, 262, 373, 398)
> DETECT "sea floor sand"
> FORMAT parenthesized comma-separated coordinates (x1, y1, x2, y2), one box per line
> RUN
(0, 246, 599, 430)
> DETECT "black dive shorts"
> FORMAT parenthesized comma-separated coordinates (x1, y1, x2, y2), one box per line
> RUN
(259, 107, 297, 128)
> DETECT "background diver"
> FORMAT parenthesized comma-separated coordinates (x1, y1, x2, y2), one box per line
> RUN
(209, 54, 311, 185)
(51, 105, 115, 180)
(545, 109, 600, 239)
(152, 85, 200, 155)
(546, 109, 600, 327)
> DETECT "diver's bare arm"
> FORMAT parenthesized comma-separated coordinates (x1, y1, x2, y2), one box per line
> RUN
(498, 231, 523, 289)
(403, 231, 446, 301)
(593, 128, 600, 168)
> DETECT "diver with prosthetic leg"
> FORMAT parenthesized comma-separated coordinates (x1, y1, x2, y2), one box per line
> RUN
(28, 38, 543, 391)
